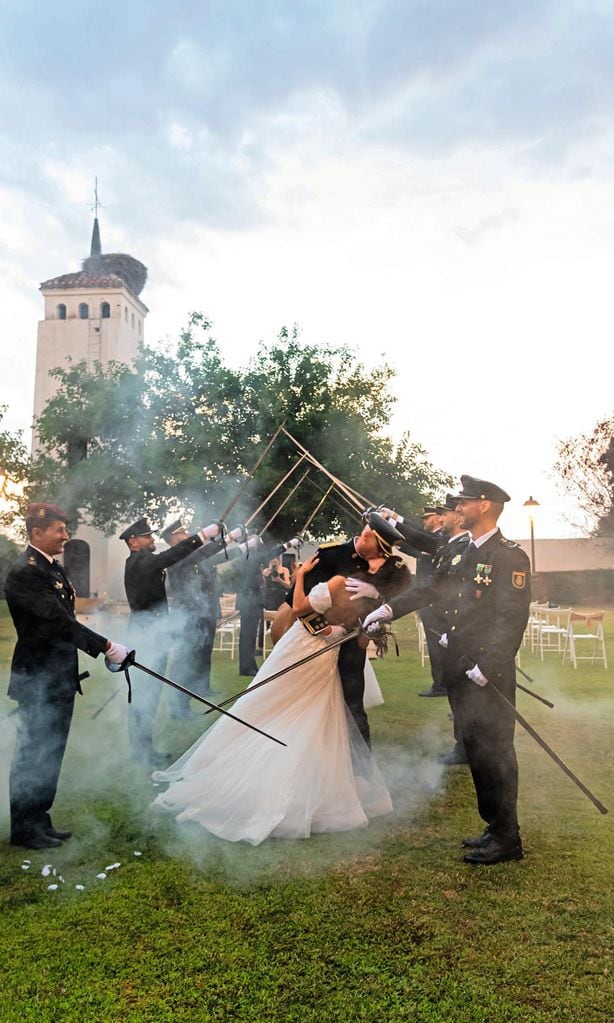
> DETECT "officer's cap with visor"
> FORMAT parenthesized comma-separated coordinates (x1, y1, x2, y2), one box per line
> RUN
(119, 517, 158, 541)
(26, 502, 69, 534)
(159, 518, 186, 544)
(363, 510, 404, 558)
(453, 475, 511, 503)
(436, 493, 462, 514)
(420, 506, 439, 518)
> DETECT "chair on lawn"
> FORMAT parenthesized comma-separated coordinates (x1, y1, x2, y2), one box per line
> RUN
(562, 610, 608, 669)
(215, 593, 240, 660)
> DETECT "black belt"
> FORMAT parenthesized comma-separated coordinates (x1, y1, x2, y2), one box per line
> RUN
(299, 611, 330, 635)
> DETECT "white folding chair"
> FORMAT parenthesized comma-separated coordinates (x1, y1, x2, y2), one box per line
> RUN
(536, 606, 570, 660)
(215, 593, 240, 660)
(261, 610, 277, 657)
(562, 611, 608, 669)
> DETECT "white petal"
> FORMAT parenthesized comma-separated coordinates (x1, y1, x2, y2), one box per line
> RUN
(75, 885, 85, 891)
(96, 872, 107, 880)
(47, 884, 58, 891)
(41, 865, 52, 877)
(21, 865, 30, 871)
(133, 850, 142, 856)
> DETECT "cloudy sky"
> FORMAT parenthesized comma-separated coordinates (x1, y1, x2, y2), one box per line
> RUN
(1, 0, 613, 538)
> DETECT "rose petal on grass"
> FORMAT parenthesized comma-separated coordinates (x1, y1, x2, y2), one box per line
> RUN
(47, 884, 58, 891)
(133, 851, 142, 857)
(75, 885, 85, 891)
(96, 872, 107, 880)
(41, 865, 52, 877)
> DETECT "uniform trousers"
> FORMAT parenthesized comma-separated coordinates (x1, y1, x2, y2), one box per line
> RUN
(447, 666, 519, 840)
(127, 614, 168, 758)
(339, 639, 370, 747)
(169, 615, 217, 713)
(238, 604, 263, 675)
(9, 690, 75, 840)
(419, 606, 447, 689)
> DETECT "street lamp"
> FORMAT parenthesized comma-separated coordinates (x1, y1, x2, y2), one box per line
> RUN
(523, 496, 540, 575)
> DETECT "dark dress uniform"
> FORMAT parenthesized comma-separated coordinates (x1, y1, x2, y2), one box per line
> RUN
(286, 538, 409, 745)
(395, 520, 446, 693)
(389, 529, 531, 842)
(5, 546, 109, 844)
(166, 548, 221, 712)
(124, 532, 207, 758)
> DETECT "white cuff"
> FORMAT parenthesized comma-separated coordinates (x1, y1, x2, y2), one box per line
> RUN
(200, 522, 220, 541)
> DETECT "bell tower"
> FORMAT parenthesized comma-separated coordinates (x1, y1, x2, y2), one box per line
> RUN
(32, 209, 149, 602)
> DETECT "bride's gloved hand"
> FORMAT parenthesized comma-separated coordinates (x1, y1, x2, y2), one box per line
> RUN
(323, 625, 347, 644)
(345, 577, 380, 601)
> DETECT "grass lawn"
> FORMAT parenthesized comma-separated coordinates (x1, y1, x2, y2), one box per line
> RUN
(0, 600, 612, 1022)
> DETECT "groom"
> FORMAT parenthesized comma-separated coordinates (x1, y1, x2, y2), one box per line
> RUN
(284, 511, 406, 746)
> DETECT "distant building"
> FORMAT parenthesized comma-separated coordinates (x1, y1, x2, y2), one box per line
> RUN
(33, 217, 148, 601)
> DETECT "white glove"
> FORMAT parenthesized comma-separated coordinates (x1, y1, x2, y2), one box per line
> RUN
(362, 604, 393, 635)
(199, 522, 221, 542)
(466, 664, 489, 687)
(378, 506, 396, 520)
(323, 625, 347, 644)
(345, 577, 380, 601)
(284, 537, 302, 550)
(228, 526, 245, 542)
(105, 642, 130, 665)
(247, 534, 262, 551)
(438, 632, 448, 649)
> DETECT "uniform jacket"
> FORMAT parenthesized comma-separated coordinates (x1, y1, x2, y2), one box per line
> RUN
(124, 533, 205, 615)
(390, 529, 531, 684)
(5, 546, 108, 701)
(394, 520, 442, 583)
(166, 544, 222, 621)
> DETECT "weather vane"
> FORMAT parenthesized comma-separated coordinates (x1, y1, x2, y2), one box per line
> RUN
(89, 177, 104, 218)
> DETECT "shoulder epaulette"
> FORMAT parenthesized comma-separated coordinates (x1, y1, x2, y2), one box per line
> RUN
(499, 537, 519, 548)
(318, 541, 342, 550)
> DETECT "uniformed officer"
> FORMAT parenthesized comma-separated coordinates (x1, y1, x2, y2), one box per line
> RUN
(160, 518, 223, 717)
(5, 503, 129, 849)
(364, 477, 531, 865)
(120, 515, 223, 765)
(386, 506, 447, 697)
(285, 511, 409, 745)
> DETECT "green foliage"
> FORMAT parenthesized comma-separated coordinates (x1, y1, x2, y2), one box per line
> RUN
(0, 534, 20, 593)
(28, 316, 452, 537)
(554, 414, 614, 536)
(0, 407, 31, 532)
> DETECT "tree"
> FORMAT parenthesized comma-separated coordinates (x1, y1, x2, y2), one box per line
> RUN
(0, 406, 31, 535)
(553, 414, 614, 535)
(27, 316, 452, 540)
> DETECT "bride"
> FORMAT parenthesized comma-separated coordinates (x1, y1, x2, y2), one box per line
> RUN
(152, 556, 395, 845)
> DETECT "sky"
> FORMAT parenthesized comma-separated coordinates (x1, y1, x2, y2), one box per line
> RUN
(1, 0, 613, 540)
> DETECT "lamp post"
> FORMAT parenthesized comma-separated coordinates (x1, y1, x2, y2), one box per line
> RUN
(523, 496, 540, 575)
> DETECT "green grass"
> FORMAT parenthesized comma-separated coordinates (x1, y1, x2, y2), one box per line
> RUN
(0, 604, 613, 1022)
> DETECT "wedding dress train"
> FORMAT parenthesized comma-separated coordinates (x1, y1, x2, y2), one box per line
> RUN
(152, 620, 392, 845)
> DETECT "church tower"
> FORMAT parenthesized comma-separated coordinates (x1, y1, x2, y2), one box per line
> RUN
(32, 215, 149, 602)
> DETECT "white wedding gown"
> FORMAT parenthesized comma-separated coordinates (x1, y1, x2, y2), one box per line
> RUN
(152, 619, 392, 845)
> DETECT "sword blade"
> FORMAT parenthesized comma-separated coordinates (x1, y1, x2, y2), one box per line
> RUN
(488, 682, 608, 815)
(132, 660, 287, 747)
(203, 627, 362, 715)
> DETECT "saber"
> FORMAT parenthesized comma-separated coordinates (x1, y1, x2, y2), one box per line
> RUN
(487, 679, 608, 815)
(128, 657, 286, 747)
(516, 680, 554, 709)
(204, 627, 362, 714)
(281, 427, 372, 511)
(245, 455, 307, 526)
(306, 476, 363, 525)
(299, 484, 335, 535)
(219, 420, 286, 523)
(91, 688, 120, 720)
(260, 468, 311, 537)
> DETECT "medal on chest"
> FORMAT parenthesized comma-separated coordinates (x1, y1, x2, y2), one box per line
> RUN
(474, 563, 492, 586)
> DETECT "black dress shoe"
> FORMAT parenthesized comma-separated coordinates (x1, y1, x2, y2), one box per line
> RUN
(11, 831, 62, 850)
(419, 687, 447, 697)
(460, 828, 493, 849)
(46, 827, 72, 841)
(463, 836, 524, 865)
